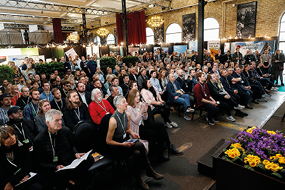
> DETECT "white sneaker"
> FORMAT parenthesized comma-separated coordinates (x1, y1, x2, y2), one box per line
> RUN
(164, 122, 172, 129)
(226, 116, 236, 122)
(234, 104, 245, 110)
(186, 107, 195, 113)
(170, 122, 178, 128)
(184, 114, 192, 121)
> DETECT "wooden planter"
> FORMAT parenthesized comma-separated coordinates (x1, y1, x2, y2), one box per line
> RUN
(216, 153, 285, 189)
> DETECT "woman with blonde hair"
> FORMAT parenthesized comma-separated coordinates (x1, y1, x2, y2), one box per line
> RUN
(67, 75, 76, 90)
(34, 99, 51, 133)
(23, 63, 36, 80)
(4, 83, 12, 94)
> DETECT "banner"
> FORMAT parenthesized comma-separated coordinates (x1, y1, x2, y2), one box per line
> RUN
(29, 55, 45, 63)
(173, 45, 187, 55)
(7, 55, 27, 66)
(188, 41, 197, 54)
(230, 40, 275, 55)
(207, 40, 220, 51)
(65, 48, 78, 59)
(224, 43, 231, 54)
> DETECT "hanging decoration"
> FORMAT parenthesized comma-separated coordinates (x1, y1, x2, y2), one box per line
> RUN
(67, 32, 80, 43)
(97, 28, 109, 37)
(147, 15, 164, 28)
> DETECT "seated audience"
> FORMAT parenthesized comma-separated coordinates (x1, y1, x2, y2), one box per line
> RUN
(60, 81, 71, 98)
(0, 125, 48, 190)
(167, 74, 194, 121)
(107, 85, 120, 110)
(76, 83, 91, 107)
(40, 80, 53, 102)
(141, 79, 178, 128)
(33, 109, 94, 189)
(23, 88, 40, 120)
(106, 95, 164, 190)
(89, 88, 115, 125)
(16, 87, 31, 110)
(62, 90, 91, 131)
(34, 99, 51, 133)
(107, 77, 123, 96)
(127, 89, 183, 162)
(50, 88, 66, 112)
(10, 85, 21, 106)
(0, 93, 13, 125)
(92, 79, 108, 98)
(137, 69, 148, 90)
(120, 74, 130, 96)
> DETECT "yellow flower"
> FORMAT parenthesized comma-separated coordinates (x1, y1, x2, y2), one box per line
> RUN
(265, 164, 272, 170)
(267, 130, 276, 135)
(278, 157, 285, 164)
(247, 128, 253, 134)
(275, 154, 283, 158)
(270, 156, 277, 160)
(225, 148, 240, 159)
(263, 160, 270, 165)
(249, 161, 257, 167)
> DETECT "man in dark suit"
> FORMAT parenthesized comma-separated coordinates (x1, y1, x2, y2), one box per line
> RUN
(129, 67, 138, 82)
(191, 51, 198, 62)
(50, 88, 66, 112)
(6, 106, 37, 150)
(33, 109, 93, 189)
(167, 73, 194, 121)
(76, 83, 91, 107)
(120, 74, 130, 96)
(61, 56, 70, 71)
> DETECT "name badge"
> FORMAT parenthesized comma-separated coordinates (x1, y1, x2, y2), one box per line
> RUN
(23, 139, 29, 144)
(53, 156, 58, 162)
(123, 133, 126, 139)
(205, 94, 207, 97)
(106, 112, 109, 115)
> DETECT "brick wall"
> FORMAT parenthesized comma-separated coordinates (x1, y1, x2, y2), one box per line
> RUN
(91, 0, 285, 42)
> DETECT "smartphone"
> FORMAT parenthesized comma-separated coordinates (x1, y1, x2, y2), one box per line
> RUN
(126, 139, 138, 143)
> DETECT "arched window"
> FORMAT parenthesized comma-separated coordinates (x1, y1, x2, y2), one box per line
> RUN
(94, 36, 101, 45)
(146, 27, 154, 44)
(279, 13, 285, 53)
(166, 23, 182, 43)
(107, 34, 115, 45)
(204, 18, 219, 41)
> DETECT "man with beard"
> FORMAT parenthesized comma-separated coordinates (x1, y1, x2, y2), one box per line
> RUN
(120, 74, 130, 96)
(40, 80, 54, 102)
(50, 88, 66, 112)
(6, 106, 37, 150)
(76, 82, 91, 106)
(107, 85, 120, 110)
(92, 79, 108, 99)
(60, 81, 71, 98)
(16, 87, 31, 110)
(0, 93, 13, 125)
(78, 76, 91, 92)
(89, 88, 115, 125)
(23, 88, 40, 120)
(107, 77, 123, 96)
(62, 90, 91, 131)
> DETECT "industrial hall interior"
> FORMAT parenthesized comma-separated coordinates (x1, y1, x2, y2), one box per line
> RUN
(1, 0, 285, 189)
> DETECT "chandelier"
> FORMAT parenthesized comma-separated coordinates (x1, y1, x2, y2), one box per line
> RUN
(97, 28, 109, 37)
(147, 15, 164, 28)
(67, 32, 79, 42)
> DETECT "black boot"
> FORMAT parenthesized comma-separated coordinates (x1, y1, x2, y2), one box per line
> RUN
(168, 144, 184, 155)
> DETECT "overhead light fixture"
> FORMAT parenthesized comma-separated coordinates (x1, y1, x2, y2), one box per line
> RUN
(147, 15, 164, 28)
(149, 4, 155, 8)
(97, 28, 109, 36)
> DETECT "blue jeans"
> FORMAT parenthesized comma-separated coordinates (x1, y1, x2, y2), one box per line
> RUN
(174, 94, 191, 114)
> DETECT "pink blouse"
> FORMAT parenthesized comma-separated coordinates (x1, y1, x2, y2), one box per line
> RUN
(140, 87, 161, 110)
(126, 102, 148, 135)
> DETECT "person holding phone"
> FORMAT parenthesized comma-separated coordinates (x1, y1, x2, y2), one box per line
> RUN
(106, 95, 164, 190)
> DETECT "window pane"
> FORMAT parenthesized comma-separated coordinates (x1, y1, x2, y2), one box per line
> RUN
(146, 27, 154, 36)
(280, 32, 285, 41)
(204, 18, 219, 30)
(282, 14, 285, 22)
(280, 23, 285, 32)
(166, 23, 182, 34)
(204, 29, 219, 41)
(94, 36, 101, 45)
(166, 33, 182, 43)
(146, 36, 154, 44)
(279, 42, 285, 53)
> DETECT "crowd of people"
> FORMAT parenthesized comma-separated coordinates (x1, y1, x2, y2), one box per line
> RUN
(0, 46, 283, 189)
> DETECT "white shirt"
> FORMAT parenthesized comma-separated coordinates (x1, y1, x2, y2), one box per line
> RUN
(79, 92, 88, 106)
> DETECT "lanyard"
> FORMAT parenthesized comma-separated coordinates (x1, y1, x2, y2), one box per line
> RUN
(225, 77, 231, 88)
(31, 103, 39, 116)
(74, 107, 81, 120)
(116, 112, 126, 134)
(13, 123, 26, 140)
(198, 82, 207, 96)
(96, 101, 107, 113)
(21, 97, 30, 106)
(48, 131, 56, 159)
(6, 152, 21, 175)
(54, 99, 63, 110)
(44, 92, 50, 102)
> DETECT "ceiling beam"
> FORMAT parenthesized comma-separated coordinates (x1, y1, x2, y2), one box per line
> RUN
(0, 0, 119, 16)
(127, 0, 172, 8)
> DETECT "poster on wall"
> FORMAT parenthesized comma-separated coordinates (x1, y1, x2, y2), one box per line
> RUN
(173, 45, 187, 55)
(230, 40, 275, 55)
(7, 55, 27, 67)
(182, 13, 196, 42)
(29, 55, 45, 63)
(224, 43, 231, 54)
(154, 24, 164, 44)
(188, 41, 198, 54)
(207, 40, 220, 51)
(65, 48, 78, 59)
(153, 47, 168, 54)
(237, 1, 257, 38)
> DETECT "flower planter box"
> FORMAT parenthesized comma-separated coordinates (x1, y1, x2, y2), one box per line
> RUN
(216, 151, 285, 189)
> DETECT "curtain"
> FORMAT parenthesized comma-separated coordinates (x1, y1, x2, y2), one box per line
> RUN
(52, 18, 63, 43)
(116, 10, 146, 45)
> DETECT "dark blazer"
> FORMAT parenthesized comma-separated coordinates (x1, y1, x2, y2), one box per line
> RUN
(0, 143, 33, 189)
(220, 75, 236, 93)
(272, 53, 285, 70)
(166, 80, 182, 103)
(176, 77, 193, 93)
(207, 81, 225, 100)
(6, 119, 38, 146)
(33, 127, 78, 174)
(120, 83, 129, 96)
(62, 104, 91, 131)
(78, 91, 92, 105)
(63, 61, 71, 71)
(16, 96, 31, 110)
(233, 72, 250, 86)
(50, 98, 66, 112)
(129, 73, 138, 82)
(60, 89, 69, 98)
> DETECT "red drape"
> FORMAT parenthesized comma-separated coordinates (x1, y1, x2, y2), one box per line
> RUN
(116, 10, 146, 45)
(52, 18, 63, 43)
